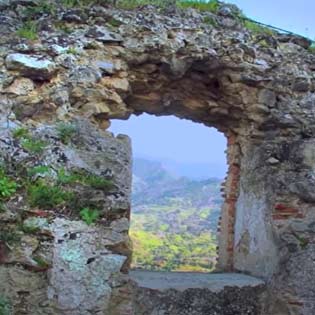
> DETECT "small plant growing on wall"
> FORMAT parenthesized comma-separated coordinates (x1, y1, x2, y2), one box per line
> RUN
(27, 166, 50, 177)
(56, 122, 78, 144)
(21, 138, 47, 155)
(16, 21, 38, 40)
(0, 296, 12, 315)
(12, 127, 29, 139)
(0, 168, 17, 200)
(27, 180, 74, 209)
(57, 168, 114, 191)
(79, 207, 100, 225)
(0, 177, 17, 200)
(12, 127, 47, 155)
(0, 228, 21, 247)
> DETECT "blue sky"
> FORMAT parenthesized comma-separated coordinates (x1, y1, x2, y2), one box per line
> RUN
(110, 114, 227, 178)
(109, 0, 312, 178)
(228, 0, 314, 38)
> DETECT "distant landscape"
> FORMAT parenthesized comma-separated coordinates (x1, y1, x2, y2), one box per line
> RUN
(130, 158, 223, 272)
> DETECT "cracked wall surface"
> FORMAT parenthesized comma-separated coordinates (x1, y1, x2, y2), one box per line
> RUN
(1, 0, 315, 314)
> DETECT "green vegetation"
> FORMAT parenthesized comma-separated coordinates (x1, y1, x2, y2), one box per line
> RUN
(177, 0, 220, 13)
(20, 166, 110, 216)
(0, 228, 20, 246)
(54, 21, 73, 34)
(12, 127, 29, 139)
(57, 168, 80, 185)
(21, 224, 40, 234)
(12, 128, 47, 154)
(22, 0, 56, 18)
(79, 207, 100, 225)
(25, 167, 110, 213)
(19, 166, 113, 213)
(33, 256, 50, 269)
(66, 47, 79, 56)
(56, 122, 78, 144)
(293, 232, 309, 249)
(3, 127, 114, 226)
(243, 20, 275, 36)
(115, 0, 220, 11)
(0, 168, 17, 201)
(57, 168, 113, 190)
(0, 202, 6, 213)
(27, 166, 50, 177)
(60, 0, 80, 8)
(131, 229, 217, 271)
(13, 127, 47, 155)
(60, 0, 102, 8)
(0, 296, 11, 315)
(0, 176, 17, 200)
(16, 21, 38, 40)
(21, 138, 47, 155)
(203, 16, 217, 26)
(107, 17, 123, 27)
(116, 0, 170, 9)
(131, 158, 222, 272)
(27, 180, 74, 209)
(84, 174, 113, 190)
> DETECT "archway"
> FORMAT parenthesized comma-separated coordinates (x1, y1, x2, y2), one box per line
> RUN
(110, 114, 227, 272)
(2, 1, 313, 313)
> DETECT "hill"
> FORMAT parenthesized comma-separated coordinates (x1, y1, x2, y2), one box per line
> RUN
(130, 158, 223, 272)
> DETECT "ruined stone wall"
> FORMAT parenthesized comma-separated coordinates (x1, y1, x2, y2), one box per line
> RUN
(0, 120, 132, 314)
(1, 0, 315, 314)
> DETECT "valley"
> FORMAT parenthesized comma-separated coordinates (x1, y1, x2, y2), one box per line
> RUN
(130, 158, 223, 272)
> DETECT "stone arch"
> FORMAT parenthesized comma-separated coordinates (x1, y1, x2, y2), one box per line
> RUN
(111, 113, 229, 272)
(1, 1, 315, 313)
(105, 49, 278, 275)
(120, 57, 251, 272)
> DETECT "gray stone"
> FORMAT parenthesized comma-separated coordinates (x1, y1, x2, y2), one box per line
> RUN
(62, 9, 87, 23)
(23, 217, 50, 232)
(293, 77, 311, 92)
(267, 157, 280, 165)
(110, 218, 129, 233)
(95, 60, 115, 75)
(2, 2, 315, 314)
(130, 271, 265, 292)
(69, 66, 102, 85)
(86, 26, 123, 43)
(48, 218, 127, 315)
(0, 0, 9, 9)
(130, 271, 266, 315)
(4, 77, 34, 95)
(5, 53, 57, 81)
(258, 89, 276, 107)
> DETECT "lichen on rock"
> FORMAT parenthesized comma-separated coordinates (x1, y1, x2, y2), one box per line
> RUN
(1, 0, 315, 314)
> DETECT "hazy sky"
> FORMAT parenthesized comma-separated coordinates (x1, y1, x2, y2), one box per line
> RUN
(109, 0, 312, 175)
(227, 0, 314, 38)
(110, 114, 226, 164)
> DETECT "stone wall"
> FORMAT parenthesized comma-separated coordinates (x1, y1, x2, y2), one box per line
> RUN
(129, 271, 267, 315)
(0, 120, 132, 314)
(1, 0, 315, 313)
